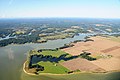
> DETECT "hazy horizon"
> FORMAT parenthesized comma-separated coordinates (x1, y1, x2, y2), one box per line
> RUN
(0, 0, 120, 19)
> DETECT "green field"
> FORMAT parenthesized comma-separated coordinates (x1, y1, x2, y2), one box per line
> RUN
(29, 50, 72, 74)
(39, 50, 71, 57)
(37, 61, 70, 74)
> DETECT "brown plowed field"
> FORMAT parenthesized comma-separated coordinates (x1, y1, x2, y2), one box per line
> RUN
(61, 36, 120, 72)
(61, 58, 105, 72)
(101, 46, 120, 53)
(62, 36, 120, 56)
(91, 58, 120, 71)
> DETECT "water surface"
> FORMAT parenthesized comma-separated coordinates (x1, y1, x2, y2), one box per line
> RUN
(0, 33, 119, 80)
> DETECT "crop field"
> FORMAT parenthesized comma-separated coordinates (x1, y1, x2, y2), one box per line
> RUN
(61, 36, 120, 72)
(61, 58, 105, 72)
(91, 57, 120, 71)
(62, 36, 120, 56)
(101, 46, 120, 53)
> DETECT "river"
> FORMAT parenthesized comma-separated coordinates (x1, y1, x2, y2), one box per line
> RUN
(0, 33, 120, 80)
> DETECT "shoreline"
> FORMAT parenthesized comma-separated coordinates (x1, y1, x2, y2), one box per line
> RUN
(23, 61, 120, 76)
(0, 33, 76, 48)
(23, 61, 36, 75)
(0, 37, 72, 48)
(0, 32, 96, 48)
(23, 35, 120, 76)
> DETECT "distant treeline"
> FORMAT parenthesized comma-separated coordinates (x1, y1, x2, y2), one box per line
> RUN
(37, 48, 58, 52)
(0, 35, 40, 47)
(59, 44, 74, 49)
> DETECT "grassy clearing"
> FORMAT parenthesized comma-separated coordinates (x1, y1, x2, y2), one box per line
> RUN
(40, 50, 71, 57)
(29, 50, 72, 74)
(37, 61, 70, 74)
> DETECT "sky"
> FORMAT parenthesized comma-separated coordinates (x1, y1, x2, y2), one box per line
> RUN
(0, 0, 120, 18)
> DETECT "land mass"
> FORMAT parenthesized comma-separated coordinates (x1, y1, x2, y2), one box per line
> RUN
(24, 35, 120, 76)
(1, 18, 120, 47)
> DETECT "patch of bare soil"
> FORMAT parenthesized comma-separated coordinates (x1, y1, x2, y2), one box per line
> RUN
(61, 58, 105, 72)
(61, 36, 120, 72)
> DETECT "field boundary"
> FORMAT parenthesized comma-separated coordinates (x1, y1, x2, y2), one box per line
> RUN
(23, 60, 120, 76)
